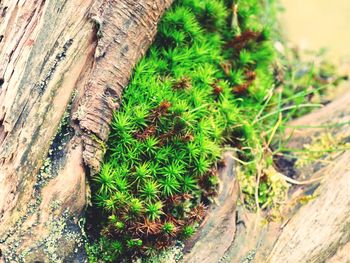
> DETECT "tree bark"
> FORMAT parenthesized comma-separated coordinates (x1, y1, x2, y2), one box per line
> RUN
(0, 0, 172, 261)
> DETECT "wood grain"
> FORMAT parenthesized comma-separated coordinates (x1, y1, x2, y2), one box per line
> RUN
(183, 152, 239, 263)
(0, 0, 172, 261)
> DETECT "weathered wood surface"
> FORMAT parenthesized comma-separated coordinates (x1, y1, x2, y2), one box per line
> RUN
(181, 88, 350, 263)
(0, 0, 172, 261)
(238, 88, 350, 263)
(265, 87, 350, 263)
(286, 87, 350, 149)
(268, 151, 350, 263)
(183, 152, 239, 263)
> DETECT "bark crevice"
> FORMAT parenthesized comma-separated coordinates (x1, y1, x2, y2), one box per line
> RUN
(0, 0, 173, 261)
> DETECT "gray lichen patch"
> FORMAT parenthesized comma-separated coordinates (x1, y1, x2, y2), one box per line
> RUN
(21, 211, 86, 263)
(0, 90, 85, 262)
(35, 89, 77, 190)
(1, 199, 86, 262)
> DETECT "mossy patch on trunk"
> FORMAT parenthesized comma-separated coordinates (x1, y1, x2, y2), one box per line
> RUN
(85, 0, 343, 262)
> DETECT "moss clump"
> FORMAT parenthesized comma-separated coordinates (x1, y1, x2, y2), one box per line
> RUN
(87, 0, 280, 261)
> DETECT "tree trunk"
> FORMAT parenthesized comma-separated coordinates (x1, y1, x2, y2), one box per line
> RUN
(0, 0, 172, 261)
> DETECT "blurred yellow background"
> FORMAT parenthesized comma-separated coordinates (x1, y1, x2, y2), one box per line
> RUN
(280, 0, 350, 62)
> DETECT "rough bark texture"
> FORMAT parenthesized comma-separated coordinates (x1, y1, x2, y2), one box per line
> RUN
(0, 0, 172, 261)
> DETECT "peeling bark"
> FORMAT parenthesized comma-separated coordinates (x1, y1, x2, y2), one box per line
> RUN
(0, 0, 172, 261)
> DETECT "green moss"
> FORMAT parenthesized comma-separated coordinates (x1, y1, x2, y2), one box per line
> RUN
(87, 0, 277, 261)
(86, 0, 342, 261)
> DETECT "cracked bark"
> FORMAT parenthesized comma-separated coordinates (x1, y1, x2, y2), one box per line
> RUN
(0, 0, 172, 261)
